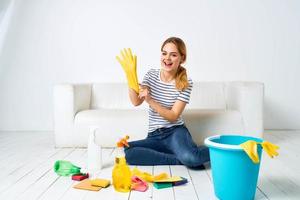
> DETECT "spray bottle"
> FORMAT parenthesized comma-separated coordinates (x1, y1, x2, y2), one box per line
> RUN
(112, 135, 131, 192)
(87, 126, 102, 177)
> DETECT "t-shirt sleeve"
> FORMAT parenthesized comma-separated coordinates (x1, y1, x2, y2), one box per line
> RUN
(177, 79, 193, 103)
(141, 69, 151, 87)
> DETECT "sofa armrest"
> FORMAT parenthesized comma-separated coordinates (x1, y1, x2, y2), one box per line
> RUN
(53, 83, 92, 147)
(226, 81, 264, 138)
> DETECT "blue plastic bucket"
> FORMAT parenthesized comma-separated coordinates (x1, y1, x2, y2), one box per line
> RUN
(204, 135, 263, 200)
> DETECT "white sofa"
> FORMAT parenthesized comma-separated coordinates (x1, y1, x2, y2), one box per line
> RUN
(53, 82, 264, 148)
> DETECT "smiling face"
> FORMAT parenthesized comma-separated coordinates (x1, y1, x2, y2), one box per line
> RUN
(160, 42, 183, 73)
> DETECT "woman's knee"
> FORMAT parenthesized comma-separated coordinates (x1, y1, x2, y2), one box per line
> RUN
(177, 148, 210, 167)
(177, 152, 199, 167)
(124, 147, 135, 164)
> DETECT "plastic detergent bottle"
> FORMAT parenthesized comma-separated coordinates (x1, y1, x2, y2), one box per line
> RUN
(112, 135, 131, 192)
(87, 127, 102, 175)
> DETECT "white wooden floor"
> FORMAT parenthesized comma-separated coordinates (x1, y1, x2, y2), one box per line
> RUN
(0, 130, 300, 200)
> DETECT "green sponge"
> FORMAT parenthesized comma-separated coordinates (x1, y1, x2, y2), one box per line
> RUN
(153, 182, 172, 189)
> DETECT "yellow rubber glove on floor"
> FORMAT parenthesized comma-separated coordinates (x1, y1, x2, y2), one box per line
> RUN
(240, 140, 279, 164)
(131, 167, 169, 182)
(116, 48, 139, 93)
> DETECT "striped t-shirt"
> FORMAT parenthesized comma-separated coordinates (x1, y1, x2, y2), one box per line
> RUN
(141, 69, 193, 133)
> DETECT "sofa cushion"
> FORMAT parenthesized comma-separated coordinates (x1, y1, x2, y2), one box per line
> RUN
(74, 109, 148, 147)
(90, 83, 147, 110)
(188, 82, 226, 110)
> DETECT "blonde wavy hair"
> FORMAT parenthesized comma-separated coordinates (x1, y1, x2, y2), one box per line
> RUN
(161, 37, 189, 91)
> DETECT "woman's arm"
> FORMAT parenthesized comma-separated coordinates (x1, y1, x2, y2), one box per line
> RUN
(139, 87, 186, 122)
(128, 88, 144, 106)
(148, 99, 186, 122)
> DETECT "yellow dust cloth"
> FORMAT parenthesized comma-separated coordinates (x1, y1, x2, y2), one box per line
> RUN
(240, 140, 260, 163)
(131, 167, 169, 182)
(90, 178, 110, 188)
(116, 48, 139, 93)
(73, 179, 101, 191)
(240, 140, 279, 164)
(154, 176, 183, 183)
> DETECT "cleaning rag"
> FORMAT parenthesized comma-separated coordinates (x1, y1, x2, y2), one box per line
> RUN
(240, 140, 279, 163)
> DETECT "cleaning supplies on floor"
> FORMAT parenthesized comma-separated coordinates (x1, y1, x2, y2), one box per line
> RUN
(55, 134, 189, 194)
(130, 167, 188, 190)
(240, 140, 279, 163)
(131, 167, 168, 182)
(116, 48, 139, 93)
(112, 135, 132, 192)
(54, 160, 81, 176)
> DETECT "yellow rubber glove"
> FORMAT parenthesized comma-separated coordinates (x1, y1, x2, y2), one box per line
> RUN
(116, 48, 139, 93)
(240, 140, 279, 164)
(240, 140, 260, 164)
(131, 167, 169, 182)
(261, 141, 279, 158)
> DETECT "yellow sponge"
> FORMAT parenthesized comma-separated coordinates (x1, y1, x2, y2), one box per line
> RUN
(90, 179, 111, 188)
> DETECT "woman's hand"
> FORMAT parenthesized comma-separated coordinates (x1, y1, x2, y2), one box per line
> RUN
(138, 85, 187, 122)
(138, 85, 152, 103)
(116, 48, 139, 93)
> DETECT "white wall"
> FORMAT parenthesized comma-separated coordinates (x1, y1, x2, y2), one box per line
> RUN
(0, 0, 299, 131)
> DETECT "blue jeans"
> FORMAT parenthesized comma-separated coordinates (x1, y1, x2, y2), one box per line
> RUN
(125, 124, 210, 168)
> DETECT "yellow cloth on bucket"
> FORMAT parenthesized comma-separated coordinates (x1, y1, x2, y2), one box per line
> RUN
(131, 167, 169, 182)
(116, 48, 139, 93)
(240, 140, 279, 163)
